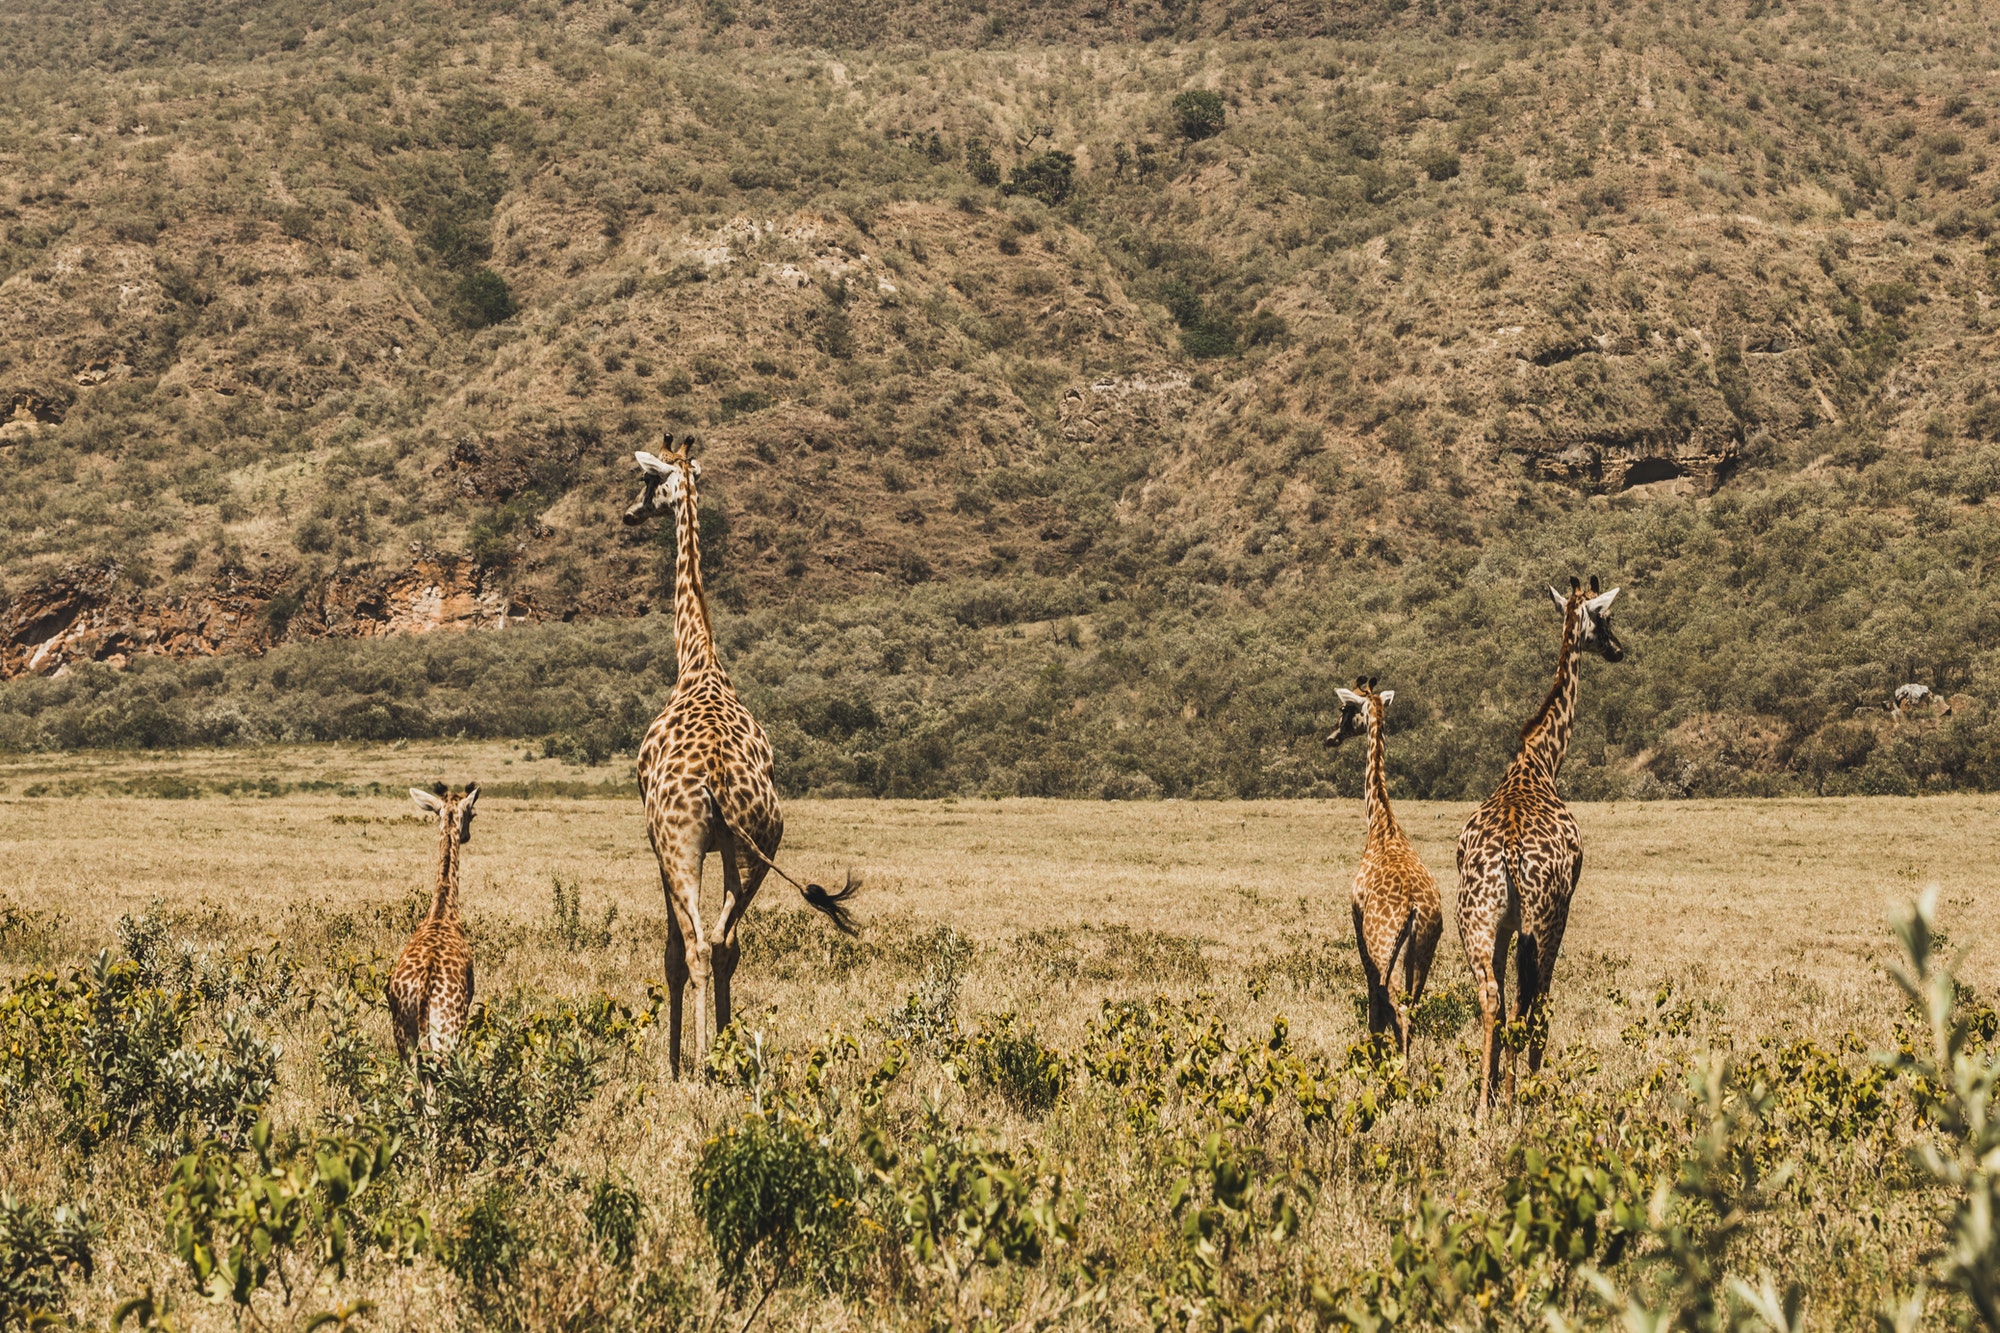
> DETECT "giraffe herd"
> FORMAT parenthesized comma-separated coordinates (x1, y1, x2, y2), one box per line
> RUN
(382, 435, 1622, 1119)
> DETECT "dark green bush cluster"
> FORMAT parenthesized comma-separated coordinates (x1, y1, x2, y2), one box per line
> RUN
(320, 981, 654, 1171)
(0, 1193, 95, 1329)
(692, 1113, 860, 1299)
(0, 933, 284, 1153)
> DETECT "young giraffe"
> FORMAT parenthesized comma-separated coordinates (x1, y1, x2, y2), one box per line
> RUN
(1457, 576, 1624, 1117)
(387, 783, 479, 1060)
(622, 432, 859, 1078)
(1326, 676, 1441, 1055)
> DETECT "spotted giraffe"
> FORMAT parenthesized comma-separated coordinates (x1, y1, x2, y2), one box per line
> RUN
(1457, 576, 1624, 1116)
(387, 783, 479, 1060)
(623, 433, 859, 1078)
(1327, 676, 1441, 1055)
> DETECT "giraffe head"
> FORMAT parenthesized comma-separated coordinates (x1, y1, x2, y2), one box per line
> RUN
(1327, 675, 1394, 747)
(1548, 575, 1624, 662)
(409, 782, 479, 843)
(622, 431, 702, 526)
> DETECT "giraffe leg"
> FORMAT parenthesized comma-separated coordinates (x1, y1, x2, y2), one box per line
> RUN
(1397, 920, 1439, 1057)
(1525, 895, 1575, 1075)
(1512, 932, 1541, 1096)
(662, 879, 691, 1080)
(1483, 928, 1514, 1118)
(1352, 904, 1392, 1043)
(1464, 923, 1505, 1119)
(711, 834, 770, 1047)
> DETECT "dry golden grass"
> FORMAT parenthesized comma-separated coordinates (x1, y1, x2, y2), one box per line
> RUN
(0, 742, 1987, 1329)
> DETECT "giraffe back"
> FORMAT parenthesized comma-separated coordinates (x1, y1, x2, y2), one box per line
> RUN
(640, 666, 782, 850)
(1457, 764, 1581, 940)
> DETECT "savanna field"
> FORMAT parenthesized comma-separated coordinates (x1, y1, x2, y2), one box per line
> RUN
(0, 743, 1997, 1329)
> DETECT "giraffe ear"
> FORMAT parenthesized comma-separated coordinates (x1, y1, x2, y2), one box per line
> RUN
(1548, 585, 1568, 612)
(1336, 688, 1365, 706)
(1586, 587, 1620, 615)
(1378, 689, 1395, 708)
(457, 786, 478, 841)
(410, 787, 446, 814)
(689, 458, 703, 480)
(634, 451, 673, 477)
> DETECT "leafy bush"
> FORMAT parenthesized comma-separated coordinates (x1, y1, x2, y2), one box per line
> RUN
(1146, 1132, 1297, 1331)
(547, 874, 616, 952)
(962, 1012, 1066, 1115)
(0, 1192, 95, 1329)
(165, 1117, 424, 1315)
(881, 925, 972, 1051)
(691, 1114, 858, 1300)
(1171, 90, 1227, 141)
(1002, 152, 1075, 206)
(1418, 148, 1462, 181)
(861, 1118, 1071, 1278)
(455, 268, 518, 328)
(586, 1177, 643, 1269)
(1884, 889, 2000, 1328)
(321, 985, 652, 1171)
(0, 945, 280, 1152)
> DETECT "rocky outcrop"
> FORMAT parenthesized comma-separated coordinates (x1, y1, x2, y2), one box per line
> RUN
(0, 556, 533, 680)
(1059, 371, 1195, 445)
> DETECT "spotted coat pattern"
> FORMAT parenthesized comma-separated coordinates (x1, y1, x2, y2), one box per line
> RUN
(387, 784, 478, 1060)
(1328, 679, 1441, 1054)
(624, 437, 855, 1078)
(1456, 578, 1624, 1115)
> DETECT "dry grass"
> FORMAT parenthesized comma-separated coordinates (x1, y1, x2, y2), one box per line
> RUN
(0, 742, 1988, 1328)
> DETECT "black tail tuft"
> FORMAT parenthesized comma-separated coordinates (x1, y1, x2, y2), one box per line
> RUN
(801, 869, 863, 936)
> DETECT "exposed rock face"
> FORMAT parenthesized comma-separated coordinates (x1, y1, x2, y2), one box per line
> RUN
(0, 557, 532, 679)
(1059, 371, 1195, 445)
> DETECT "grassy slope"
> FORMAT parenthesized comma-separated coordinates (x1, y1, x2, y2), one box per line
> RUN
(4, 0, 2000, 797)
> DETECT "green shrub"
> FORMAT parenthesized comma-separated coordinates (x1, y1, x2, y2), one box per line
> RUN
(439, 1185, 521, 1312)
(0, 1193, 95, 1328)
(586, 1177, 643, 1269)
(455, 268, 518, 328)
(965, 139, 1001, 187)
(691, 1114, 858, 1297)
(963, 1012, 1066, 1115)
(1171, 90, 1227, 142)
(881, 926, 972, 1051)
(165, 1117, 423, 1315)
(861, 1119, 1071, 1273)
(1419, 148, 1462, 181)
(1002, 152, 1075, 206)
(547, 874, 616, 952)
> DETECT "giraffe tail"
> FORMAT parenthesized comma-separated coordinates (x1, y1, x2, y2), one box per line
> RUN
(702, 786, 863, 936)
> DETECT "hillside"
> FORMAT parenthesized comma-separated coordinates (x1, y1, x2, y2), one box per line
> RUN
(4, 0, 2000, 799)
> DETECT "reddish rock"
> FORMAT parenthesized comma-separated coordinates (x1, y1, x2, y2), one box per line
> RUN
(0, 556, 536, 680)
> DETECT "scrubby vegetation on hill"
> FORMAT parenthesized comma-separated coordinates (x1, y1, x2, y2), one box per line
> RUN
(4, 0, 2000, 795)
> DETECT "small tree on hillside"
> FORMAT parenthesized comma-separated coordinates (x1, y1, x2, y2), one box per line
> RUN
(1171, 90, 1226, 142)
(1003, 152, 1076, 206)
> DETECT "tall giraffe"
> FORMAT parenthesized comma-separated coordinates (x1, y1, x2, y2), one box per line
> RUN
(622, 432, 859, 1078)
(387, 783, 479, 1060)
(1457, 576, 1624, 1116)
(1326, 676, 1441, 1055)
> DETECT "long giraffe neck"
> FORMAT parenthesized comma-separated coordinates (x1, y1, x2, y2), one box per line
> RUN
(1363, 701, 1396, 838)
(428, 820, 462, 921)
(673, 479, 719, 677)
(1514, 605, 1582, 784)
